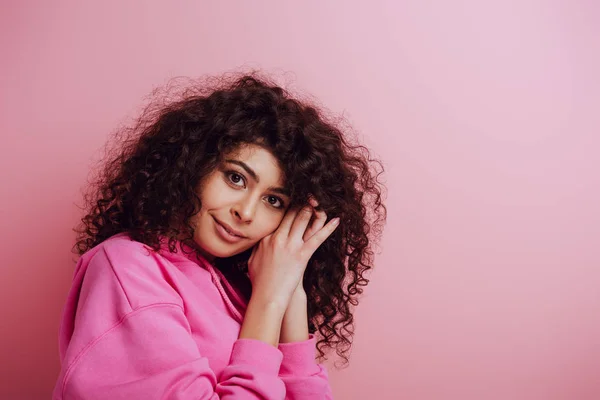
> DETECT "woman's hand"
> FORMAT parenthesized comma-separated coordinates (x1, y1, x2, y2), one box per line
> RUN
(279, 197, 329, 343)
(240, 197, 336, 346)
(247, 198, 339, 311)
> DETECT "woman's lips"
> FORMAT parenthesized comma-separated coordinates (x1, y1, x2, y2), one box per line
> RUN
(213, 217, 246, 243)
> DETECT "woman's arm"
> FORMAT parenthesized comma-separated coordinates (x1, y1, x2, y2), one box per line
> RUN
(239, 295, 287, 346)
(241, 200, 337, 398)
(277, 284, 334, 400)
(57, 304, 287, 400)
(279, 283, 309, 343)
(54, 241, 288, 400)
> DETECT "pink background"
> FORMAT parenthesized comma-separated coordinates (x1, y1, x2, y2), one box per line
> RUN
(1, 1, 599, 399)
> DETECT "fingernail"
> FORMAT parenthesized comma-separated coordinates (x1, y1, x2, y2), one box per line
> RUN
(332, 217, 340, 225)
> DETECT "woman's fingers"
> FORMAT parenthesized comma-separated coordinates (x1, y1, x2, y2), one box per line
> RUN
(303, 208, 327, 242)
(303, 217, 340, 255)
(289, 206, 314, 242)
(277, 206, 300, 237)
(278, 195, 335, 254)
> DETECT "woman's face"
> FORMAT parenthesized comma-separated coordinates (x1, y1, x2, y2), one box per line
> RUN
(191, 144, 290, 260)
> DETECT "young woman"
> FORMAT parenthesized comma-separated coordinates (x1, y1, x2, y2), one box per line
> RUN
(53, 73, 386, 399)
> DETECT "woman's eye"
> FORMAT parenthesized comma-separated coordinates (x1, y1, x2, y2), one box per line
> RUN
(266, 196, 284, 209)
(227, 172, 245, 187)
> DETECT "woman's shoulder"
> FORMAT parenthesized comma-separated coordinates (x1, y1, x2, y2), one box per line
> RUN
(93, 232, 154, 254)
(79, 232, 185, 310)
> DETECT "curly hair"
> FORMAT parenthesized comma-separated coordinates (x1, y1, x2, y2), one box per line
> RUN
(75, 72, 386, 367)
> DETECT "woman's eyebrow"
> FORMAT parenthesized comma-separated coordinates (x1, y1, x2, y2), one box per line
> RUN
(224, 159, 290, 196)
(225, 160, 259, 182)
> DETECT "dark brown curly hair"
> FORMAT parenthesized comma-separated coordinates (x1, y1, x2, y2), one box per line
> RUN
(75, 72, 386, 367)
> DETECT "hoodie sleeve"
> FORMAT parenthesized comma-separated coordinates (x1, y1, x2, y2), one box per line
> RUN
(59, 303, 286, 400)
(277, 335, 334, 399)
(55, 242, 286, 400)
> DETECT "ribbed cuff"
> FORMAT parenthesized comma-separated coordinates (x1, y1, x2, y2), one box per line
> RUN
(278, 334, 320, 376)
(230, 338, 284, 375)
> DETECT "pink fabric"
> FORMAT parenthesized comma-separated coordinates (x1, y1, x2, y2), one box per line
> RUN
(53, 233, 333, 399)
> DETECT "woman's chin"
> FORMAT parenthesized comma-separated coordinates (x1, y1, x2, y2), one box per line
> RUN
(195, 243, 250, 261)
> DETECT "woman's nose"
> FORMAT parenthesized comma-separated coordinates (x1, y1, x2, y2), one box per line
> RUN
(232, 196, 259, 223)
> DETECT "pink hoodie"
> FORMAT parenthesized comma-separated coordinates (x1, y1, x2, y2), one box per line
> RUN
(53, 233, 333, 399)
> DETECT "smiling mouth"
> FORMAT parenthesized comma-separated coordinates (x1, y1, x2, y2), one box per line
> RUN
(214, 218, 246, 238)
